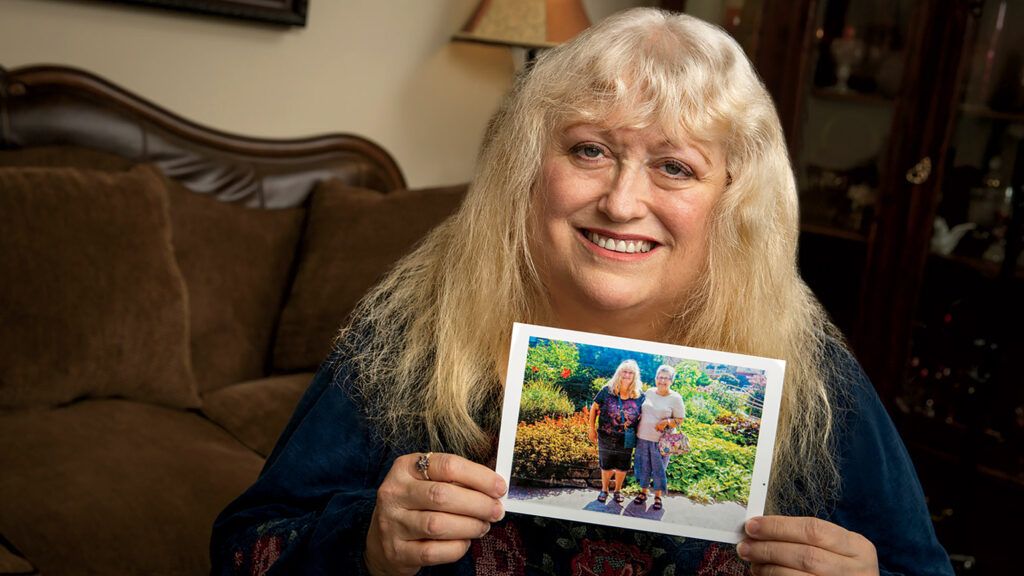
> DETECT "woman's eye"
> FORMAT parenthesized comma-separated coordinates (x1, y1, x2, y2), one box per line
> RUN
(570, 143, 605, 160)
(659, 160, 693, 178)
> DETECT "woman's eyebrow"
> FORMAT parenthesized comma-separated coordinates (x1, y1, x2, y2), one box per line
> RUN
(655, 138, 713, 167)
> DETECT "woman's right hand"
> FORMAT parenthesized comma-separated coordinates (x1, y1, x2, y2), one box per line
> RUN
(364, 453, 507, 576)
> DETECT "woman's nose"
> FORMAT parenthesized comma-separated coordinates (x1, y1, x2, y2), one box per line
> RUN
(597, 164, 649, 222)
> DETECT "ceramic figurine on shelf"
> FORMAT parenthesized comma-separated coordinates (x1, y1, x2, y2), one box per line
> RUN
(931, 217, 977, 255)
(830, 26, 865, 92)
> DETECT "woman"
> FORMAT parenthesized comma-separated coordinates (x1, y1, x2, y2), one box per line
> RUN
(633, 364, 686, 510)
(212, 8, 954, 576)
(587, 359, 644, 504)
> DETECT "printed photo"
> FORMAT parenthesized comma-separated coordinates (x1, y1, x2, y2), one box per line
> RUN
(495, 323, 785, 544)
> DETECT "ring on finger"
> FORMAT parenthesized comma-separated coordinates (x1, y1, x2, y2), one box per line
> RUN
(416, 452, 433, 481)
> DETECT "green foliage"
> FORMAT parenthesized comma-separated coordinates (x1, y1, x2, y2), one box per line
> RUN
(703, 381, 746, 414)
(519, 380, 575, 424)
(559, 366, 602, 410)
(589, 377, 607, 399)
(525, 338, 580, 385)
(665, 432, 754, 505)
(683, 395, 720, 425)
(512, 411, 597, 477)
(673, 360, 711, 390)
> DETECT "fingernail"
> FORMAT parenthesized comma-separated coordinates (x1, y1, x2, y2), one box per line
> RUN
(481, 524, 491, 538)
(495, 477, 507, 496)
(493, 503, 505, 522)
(736, 541, 750, 560)
(745, 517, 761, 536)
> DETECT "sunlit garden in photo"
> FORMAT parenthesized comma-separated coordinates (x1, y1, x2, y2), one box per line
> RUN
(512, 337, 766, 506)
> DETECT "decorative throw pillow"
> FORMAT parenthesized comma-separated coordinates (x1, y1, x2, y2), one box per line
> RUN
(272, 182, 466, 371)
(166, 181, 304, 393)
(0, 166, 200, 409)
(0, 146, 306, 393)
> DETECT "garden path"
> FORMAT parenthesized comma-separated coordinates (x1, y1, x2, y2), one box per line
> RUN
(507, 485, 746, 533)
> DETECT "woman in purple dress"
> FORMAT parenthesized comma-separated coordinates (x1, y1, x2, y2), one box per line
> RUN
(587, 359, 645, 504)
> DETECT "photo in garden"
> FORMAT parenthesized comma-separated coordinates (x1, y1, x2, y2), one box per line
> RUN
(495, 323, 785, 544)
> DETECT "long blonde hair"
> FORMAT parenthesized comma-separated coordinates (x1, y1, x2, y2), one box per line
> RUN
(607, 360, 643, 399)
(342, 8, 843, 515)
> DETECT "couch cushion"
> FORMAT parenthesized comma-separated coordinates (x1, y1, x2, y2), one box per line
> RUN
(201, 372, 314, 457)
(0, 166, 200, 409)
(167, 182, 304, 393)
(272, 182, 466, 371)
(0, 400, 264, 575)
(0, 146, 307, 393)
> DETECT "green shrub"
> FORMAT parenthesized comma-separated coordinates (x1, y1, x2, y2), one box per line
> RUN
(512, 411, 597, 478)
(519, 380, 575, 424)
(525, 339, 580, 384)
(684, 395, 719, 424)
(560, 366, 601, 410)
(704, 380, 745, 414)
(665, 433, 755, 505)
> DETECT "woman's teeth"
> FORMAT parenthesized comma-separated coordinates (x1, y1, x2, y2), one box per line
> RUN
(586, 231, 652, 254)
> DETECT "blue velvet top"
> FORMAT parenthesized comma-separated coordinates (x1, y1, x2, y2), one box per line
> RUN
(210, 345, 955, 576)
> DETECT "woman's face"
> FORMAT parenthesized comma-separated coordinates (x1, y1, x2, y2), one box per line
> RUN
(531, 121, 727, 331)
(620, 369, 635, 384)
(655, 372, 672, 390)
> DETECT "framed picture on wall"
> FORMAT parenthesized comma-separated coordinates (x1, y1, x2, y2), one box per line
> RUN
(105, 0, 308, 27)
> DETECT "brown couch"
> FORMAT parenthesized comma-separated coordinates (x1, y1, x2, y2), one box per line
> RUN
(0, 65, 465, 575)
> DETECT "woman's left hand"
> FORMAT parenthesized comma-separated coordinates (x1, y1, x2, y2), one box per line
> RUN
(737, 516, 879, 576)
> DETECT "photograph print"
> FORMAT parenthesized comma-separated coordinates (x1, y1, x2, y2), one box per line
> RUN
(495, 323, 785, 544)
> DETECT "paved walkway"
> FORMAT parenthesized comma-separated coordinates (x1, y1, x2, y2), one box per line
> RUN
(508, 485, 746, 532)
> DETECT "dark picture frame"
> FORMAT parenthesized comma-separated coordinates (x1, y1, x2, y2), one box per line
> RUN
(105, 0, 308, 27)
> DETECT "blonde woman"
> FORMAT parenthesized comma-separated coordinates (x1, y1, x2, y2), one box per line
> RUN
(213, 8, 953, 576)
(587, 359, 644, 503)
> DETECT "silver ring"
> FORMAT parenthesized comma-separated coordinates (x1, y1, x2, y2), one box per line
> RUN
(416, 452, 432, 481)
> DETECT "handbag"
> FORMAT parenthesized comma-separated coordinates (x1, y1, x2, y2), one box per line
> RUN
(618, 396, 637, 449)
(659, 425, 691, 457)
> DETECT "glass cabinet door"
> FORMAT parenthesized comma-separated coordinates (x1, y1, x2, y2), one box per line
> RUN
(895, 5, 1024, 569)
(796, 0, 916, 238)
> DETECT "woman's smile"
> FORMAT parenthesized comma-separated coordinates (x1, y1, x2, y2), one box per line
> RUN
(578, 227, 658, 259)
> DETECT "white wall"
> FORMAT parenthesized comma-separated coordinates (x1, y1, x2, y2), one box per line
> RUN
(0, 0, 651, 188)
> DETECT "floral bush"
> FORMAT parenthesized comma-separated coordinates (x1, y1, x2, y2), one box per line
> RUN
(714, 412, 761, 446)
(525, 339, 580, 385)
(519, 380, 576, 424)
(513, 410, 597, 478)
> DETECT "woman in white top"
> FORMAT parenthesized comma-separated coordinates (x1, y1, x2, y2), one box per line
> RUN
(633, 364, 686, 510)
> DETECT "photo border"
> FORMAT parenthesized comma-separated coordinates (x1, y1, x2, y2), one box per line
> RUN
(496, 322, 786, 544)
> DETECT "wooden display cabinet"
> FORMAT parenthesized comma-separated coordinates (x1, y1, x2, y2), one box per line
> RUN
(666, 1, 1022, 573)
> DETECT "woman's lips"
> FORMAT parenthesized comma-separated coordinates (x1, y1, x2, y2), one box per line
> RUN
(577, 228, 659, 258)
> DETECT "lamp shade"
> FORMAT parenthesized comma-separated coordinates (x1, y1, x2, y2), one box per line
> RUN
(453, 0, 591, 50)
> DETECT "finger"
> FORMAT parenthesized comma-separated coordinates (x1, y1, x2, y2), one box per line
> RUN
(407, 453, 506, 498)
(739, 539, 846, 575)
(406, 479, 505, 522)
(395, 509, 491, 541)
(393, 537, 472, 568)
(745, 516, 859, 557)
